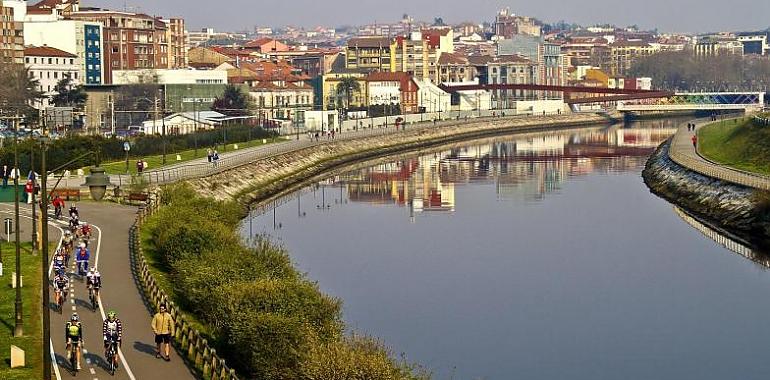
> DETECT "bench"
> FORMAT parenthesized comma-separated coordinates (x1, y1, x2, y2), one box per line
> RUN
(127, 193, 149, 202)
(50, 188, 81, 201)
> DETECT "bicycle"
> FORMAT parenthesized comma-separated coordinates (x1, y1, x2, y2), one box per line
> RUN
(105, 338, 119, 375)
(67, 340, 79, 374)
(55, 288, 66, 314)
(88, 285, 100, 311)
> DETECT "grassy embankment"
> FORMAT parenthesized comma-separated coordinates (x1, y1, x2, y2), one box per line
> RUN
(0, 242, 42, 380)
(141, 184, 429, 379)
(698, 116, 770, 176)
(97, 136, 284, 175)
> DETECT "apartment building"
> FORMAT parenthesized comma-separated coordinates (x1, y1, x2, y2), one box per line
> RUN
(494, 7, 541, 38)
(69, 11, 187, 84)
(345, 36, 392, 72)
(0, 3, 23, 64)
(607, 40, 658, 76)
(25, 45, 80, 106)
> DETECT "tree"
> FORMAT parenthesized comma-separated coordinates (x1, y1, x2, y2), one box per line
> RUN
(212, 84, 252, 117)
(433, 17, 445, 26)
(335, 77, 361, 114)
(51, 75, 87, 109)
(0, 64, 46, 125)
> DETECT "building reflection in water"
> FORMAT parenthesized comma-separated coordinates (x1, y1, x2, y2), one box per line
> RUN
(341, 120, 677, 216)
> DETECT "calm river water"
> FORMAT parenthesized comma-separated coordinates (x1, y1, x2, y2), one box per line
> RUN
(241, 119, 770, 380)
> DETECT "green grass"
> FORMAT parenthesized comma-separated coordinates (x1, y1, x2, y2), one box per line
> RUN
(698, 117, 770, 176)
(0, 242, 42, 379)
(95, 136, 285, 175)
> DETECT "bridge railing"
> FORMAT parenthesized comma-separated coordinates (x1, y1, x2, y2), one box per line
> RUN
(130, 196, 240, 380)
(753, 115, 770, 126)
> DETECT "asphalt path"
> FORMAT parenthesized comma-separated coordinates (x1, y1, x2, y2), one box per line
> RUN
(0, 202, 195, 380)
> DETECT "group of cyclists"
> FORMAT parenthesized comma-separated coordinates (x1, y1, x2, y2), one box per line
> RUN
(51, 203, 123, 373)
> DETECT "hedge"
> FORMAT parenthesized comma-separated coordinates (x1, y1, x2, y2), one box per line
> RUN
(0, 124, 275, 173)
(143, 183, 429, 379)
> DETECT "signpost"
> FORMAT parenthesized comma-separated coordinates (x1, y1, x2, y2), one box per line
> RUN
(123, 141, 131, 173)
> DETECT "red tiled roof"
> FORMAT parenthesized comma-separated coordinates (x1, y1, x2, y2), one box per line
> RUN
(24, 45, 77, 58)
(244, 38, 278, 48)
(438, 52, 468, 65)
(364, 71, 410, 82)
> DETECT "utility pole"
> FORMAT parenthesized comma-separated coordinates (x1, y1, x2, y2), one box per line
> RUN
(13, 113, 23, 337)
(40, 121, 52, 380)
(30, 147, 37, 254)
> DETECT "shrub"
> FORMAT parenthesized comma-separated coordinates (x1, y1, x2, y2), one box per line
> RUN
(300, 335, 431, 380)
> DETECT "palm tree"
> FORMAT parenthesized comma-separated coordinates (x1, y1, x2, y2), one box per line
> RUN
(51, 75, 87, 109)
(335, 77, 361, 117)
(0, 65, 46, 124)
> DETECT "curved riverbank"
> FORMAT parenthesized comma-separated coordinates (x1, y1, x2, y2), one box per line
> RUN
(643, 140, 770, 249)
(187, 113, 612, 205)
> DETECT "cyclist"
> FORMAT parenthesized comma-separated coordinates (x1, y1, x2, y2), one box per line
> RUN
(75, 242, 90, 276)
(62, 230, 74, 256)
(69, 204, 79, 219)
(86, 268, 102, 304)
(53, 249, 66, 273)
(65, 313, 83, 370)
(103, 311, 123, 369)
(69, 215, 79, 234)
(52, 195, 65, 219)
(80, 222, 92, 239)
(53, 269, 69, 309)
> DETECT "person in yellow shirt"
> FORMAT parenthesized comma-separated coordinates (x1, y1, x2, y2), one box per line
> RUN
(151, 304, 174, 361)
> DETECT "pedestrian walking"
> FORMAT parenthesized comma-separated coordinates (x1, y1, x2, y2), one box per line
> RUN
(152, 304, 175, 361)
(331, 130, 336, 140)
(206, 149, 213, 163)
(2, 164, 9, 188)
(136, 160, 144, 174)
(212, 150, 220, 168)
(24, 179, 33, 204)
(691, 134, 698, 148)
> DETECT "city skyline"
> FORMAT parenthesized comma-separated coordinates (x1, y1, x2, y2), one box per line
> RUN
(88, 0, 770, 34)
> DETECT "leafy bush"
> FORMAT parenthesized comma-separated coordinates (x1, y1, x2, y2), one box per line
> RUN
(144, 183, 427, 379)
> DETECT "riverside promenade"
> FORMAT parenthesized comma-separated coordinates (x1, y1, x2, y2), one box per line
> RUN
(668, 118, 770, 191)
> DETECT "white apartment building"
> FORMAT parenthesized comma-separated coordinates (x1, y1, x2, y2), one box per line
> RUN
(25, 45, 80, 107)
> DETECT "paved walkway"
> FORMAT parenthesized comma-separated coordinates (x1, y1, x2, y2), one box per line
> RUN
(669, 118, 770, 190)
(49, 112, 584, 189)
(0, 202, 195, 380)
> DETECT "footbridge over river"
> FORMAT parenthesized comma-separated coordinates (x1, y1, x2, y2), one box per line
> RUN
(617, 92, 765, 112)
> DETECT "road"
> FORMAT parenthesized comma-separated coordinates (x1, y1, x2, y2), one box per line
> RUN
(0, 202, 195, 380)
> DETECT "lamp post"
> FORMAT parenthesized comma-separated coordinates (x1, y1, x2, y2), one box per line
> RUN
(30, 148, 38, 254)
(160, 88, 167, 165)
(13, 114, 23, 338)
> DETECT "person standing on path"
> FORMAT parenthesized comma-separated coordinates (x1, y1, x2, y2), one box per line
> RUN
(2, 164, 8, 188)
(152, 304, 175, 361)
(691, 134, 698, 149)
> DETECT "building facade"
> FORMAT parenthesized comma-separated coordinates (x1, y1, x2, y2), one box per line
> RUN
(607, 40, 658, 76)
(69, 11, 187, 84)
(345, 37, 391, 72)
(0, 3, 24, 64)
(24, 45, 80, 106)
(494, 7, 541, 38)
(24, 17, 105, 85)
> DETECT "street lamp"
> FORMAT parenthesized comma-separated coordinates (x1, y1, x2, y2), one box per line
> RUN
(83, 166, 110, 202)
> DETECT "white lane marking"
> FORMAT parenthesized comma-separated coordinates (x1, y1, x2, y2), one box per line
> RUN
(90, 368, 96, 374)
(50, 340, 62, 380)
(0, 206, 137, 380)
(93, 223, 137, 380)
(72, 306, 76, 311)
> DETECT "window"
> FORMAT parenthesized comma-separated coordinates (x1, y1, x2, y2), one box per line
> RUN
(48, 58, 52, 64)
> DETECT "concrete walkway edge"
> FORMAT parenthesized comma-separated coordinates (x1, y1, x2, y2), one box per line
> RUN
(668, 118, 770, 191)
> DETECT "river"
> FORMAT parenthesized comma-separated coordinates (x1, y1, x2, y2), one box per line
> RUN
(241, 118, 770, 380)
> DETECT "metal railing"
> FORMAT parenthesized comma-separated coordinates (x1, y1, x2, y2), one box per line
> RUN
(110, 111, 574, 187)
(130, 197, 239, 380)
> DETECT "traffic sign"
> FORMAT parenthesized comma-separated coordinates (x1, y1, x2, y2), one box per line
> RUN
(123, 142, 131, 152)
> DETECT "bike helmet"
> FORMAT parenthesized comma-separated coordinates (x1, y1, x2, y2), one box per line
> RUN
(71, 313, 79, 322)
(89, 267, 95, 273)
(107, 310, 117, 320)
(80, 242, 86, 249)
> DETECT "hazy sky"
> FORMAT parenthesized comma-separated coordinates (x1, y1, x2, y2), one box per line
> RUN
(88, 0, 770, 34)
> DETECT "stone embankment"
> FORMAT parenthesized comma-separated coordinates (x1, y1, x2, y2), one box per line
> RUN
(643, 141, 770, 249)
(188, 113, 610, 205)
